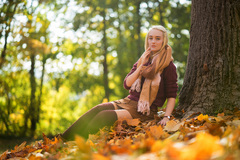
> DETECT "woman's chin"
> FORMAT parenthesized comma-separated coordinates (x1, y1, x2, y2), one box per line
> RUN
(151, 49, 159, 53)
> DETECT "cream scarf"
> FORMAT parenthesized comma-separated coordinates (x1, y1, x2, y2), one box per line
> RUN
(130, 45, 173, 115)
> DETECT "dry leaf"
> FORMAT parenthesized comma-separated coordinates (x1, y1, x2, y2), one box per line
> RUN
(75, 135, 91, 154)
(231, 120, 240, 127)
(92, 153, 111, 160)
(217, 113, 225, 117)
(197, 114, 209, 121)
(149, 125, 164, 139)
(164, 120, 183, 132)
(126, 118, 140, 126)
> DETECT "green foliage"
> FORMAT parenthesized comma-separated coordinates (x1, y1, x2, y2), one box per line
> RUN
(0, 0, 190, 137)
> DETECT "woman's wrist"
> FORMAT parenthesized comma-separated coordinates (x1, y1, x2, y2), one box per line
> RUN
(164, 115, 171, 119)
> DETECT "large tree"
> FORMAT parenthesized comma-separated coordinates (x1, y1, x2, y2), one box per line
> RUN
(178, 0, 240, 116)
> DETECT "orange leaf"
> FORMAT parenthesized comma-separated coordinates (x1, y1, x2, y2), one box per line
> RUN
(42, 133, 50, 145)
(92, 153, 111, 160)
(126, 119, 140, 126)
(149, 125, 164, 139)
(167, 132, 224, 160)
(217, 112, 225, 117)
(0, 150, 8, 160)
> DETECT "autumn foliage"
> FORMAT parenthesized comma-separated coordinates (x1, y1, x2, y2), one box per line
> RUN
(1, 109, 240, 160)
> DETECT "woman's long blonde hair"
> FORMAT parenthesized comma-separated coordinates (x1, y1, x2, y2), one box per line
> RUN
(144, 25, 169, 52)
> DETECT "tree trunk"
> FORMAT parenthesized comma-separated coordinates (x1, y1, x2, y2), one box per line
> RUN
(37, 54, 46, 123)
(136, 0, 142, 58)
(29, 54, 37, 136)
(178, 0, 240, 116)
(116, 0, 127, 97)
(158, 0, 165, 26)
(102, 7, 110, 101)
(0, 1, 19, 68)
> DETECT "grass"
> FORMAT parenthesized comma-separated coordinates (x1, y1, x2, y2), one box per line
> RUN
(0, 137, 37, 154)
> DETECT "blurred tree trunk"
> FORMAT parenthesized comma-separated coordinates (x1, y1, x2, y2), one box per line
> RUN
(116, 0, 125, 97)
(102, 5, 110, 101)
(0, 1, 20, 68)
(136, 0, 142, 58)
(157, 0, 165, 26)
(37, 54, 47, 123)
(178, 0, 240, 116)
(29, 54, 37, 136)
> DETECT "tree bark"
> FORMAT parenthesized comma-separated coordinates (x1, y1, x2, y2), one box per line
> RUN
(37, 54, 46, 123)
(102, 6, 110, 101)
(116, 0, 127, 97)
(0, 1, 19, 68)
(136, 0, 142, 58)
(158, 0, 165, 26)
(178, 0, 240, 116)
(29, 54, 37, 136)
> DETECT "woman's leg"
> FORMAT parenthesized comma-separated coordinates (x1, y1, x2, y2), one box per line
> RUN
(82, 110, 118, 138)
(83, 110, 132, 138)
(62, 102, 115, 140)
(83, 109, 132, 138)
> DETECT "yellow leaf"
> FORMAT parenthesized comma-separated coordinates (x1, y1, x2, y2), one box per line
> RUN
(92, 153, 111, 160)
(151, 140, 164, 152)
(167, 132, 224, 160)
(197, 114, 209, 121)
(75, 135, 91, 154)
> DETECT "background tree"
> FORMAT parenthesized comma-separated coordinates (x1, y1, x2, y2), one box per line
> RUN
(178, 0, 240, 116)
(0, 0, 24, 68)
(0, 0, 191, 137)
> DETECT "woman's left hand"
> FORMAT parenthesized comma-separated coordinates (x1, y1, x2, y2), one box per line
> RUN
(158, 117, 169, 126)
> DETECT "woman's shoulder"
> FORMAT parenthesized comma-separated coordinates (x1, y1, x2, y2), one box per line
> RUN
(164, 61, 177, 72)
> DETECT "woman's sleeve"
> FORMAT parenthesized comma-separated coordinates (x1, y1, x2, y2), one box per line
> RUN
(163, 62, 178, 98)
(123, 62, 138, 90)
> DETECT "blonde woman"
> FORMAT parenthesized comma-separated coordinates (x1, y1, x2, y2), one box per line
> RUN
(61, 25, 178, 140)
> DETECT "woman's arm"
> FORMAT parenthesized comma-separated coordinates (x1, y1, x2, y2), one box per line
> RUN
(158, 98, 176, 126)
(125, 47, 151, 88)
(125, 64, 143, 87)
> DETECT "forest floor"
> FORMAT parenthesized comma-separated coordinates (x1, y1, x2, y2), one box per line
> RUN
(0, 137, 36, 154)
(0, 109, 240, 160)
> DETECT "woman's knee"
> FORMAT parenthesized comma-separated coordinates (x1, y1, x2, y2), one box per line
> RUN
(94, 110, 117, 123)
(93, 102, 115, 112)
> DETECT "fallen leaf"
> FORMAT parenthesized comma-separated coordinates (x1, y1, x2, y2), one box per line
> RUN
(197, 114, 209, 121)
(92, 153, 111, 160)
(217, 113, 225, 117)
(75, 135, 91, 154)
(231, 120, 240, 127)
(148, 125, 164, 139)
(164, 120, 183, 132)
(126, 118, 140, 126)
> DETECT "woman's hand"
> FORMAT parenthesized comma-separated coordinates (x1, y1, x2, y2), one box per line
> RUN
(158, 117, 170, 126)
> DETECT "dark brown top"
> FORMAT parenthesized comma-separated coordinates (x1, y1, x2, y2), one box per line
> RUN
(124, 61, 178, 110)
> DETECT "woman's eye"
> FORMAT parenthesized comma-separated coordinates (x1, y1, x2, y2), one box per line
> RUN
(157, 38, 160, 40)
(149, 37, 153, 40)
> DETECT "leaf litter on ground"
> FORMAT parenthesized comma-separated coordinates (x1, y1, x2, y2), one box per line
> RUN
(1, 108, 240, 160)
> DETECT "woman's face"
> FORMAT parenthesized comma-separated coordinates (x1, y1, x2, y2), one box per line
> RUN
(148, 29, 164, 53)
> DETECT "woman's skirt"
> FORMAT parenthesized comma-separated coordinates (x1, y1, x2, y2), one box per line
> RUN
(111, 97, 158, 121)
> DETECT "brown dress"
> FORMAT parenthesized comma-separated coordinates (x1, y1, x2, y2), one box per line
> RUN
(111, 97, 158, 121)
